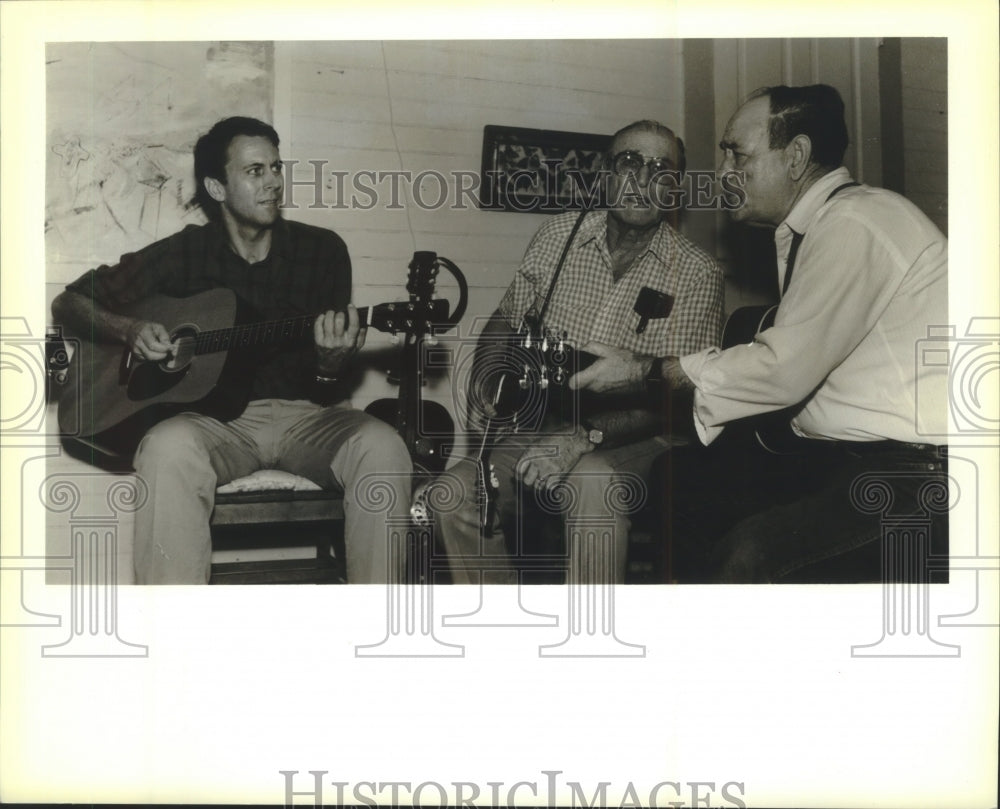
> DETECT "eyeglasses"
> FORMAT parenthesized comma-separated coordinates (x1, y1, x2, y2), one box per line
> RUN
(610, 150, 678, 183)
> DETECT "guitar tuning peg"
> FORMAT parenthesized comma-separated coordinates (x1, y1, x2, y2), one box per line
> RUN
(519, 363, 530, 389)
(553, 367, 566, 385)
(426, 335, 438, 346)
(538, 365, 549, 390)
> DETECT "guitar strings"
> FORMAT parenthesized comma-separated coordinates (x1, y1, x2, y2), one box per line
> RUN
(187, 313, 322, 353)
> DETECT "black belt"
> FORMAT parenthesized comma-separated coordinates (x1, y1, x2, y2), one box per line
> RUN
(823, 439, 946, 457)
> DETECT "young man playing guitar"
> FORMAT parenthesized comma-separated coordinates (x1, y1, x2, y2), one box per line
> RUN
(436, 120, 724, 585)
(52, 116, 412, 584)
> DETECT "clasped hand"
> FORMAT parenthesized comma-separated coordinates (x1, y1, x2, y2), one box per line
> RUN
(515, 429, 591, 492)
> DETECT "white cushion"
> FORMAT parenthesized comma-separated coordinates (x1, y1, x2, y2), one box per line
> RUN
(216, 469, 322, 494)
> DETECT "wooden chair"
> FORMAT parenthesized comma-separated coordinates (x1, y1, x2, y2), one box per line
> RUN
(209, 470, 347, 585)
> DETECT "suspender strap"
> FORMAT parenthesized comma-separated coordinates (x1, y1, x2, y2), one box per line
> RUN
(827, 181, 861, 199)
(782, 181, 860, 295)
(782, 230, 805, 296)
(535, 208, 589, 324)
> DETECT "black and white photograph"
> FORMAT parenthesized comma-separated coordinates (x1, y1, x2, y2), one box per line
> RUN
(1, 1, 997, 807)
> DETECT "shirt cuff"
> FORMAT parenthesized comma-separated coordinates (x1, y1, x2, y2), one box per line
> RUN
(679, 345, 721, 383)
(679, 348, 724, 446)
(690, 390, 724, 445)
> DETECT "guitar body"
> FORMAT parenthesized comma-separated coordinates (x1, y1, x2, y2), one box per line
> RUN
(721, 303, 805, 454)
(364, 397, 454, 477)
(58, 288, 254, 457)
(721, 304, 777, 347)
(56, 264, 455, 461)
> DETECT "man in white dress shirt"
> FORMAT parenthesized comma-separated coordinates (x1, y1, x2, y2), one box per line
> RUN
(569, 84, 949, 583)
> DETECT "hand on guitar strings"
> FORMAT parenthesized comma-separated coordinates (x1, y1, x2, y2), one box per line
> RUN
(127, 320, 179, 361)
(314, 305, 367, 375)
(568, 342, 653, 395)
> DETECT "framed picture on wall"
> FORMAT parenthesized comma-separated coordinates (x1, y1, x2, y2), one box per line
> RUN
(479, 125, 611, 213)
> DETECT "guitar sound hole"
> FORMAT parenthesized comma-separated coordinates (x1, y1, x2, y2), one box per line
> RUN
(162, 326, 198, 372)
(125, 325, 196, 401)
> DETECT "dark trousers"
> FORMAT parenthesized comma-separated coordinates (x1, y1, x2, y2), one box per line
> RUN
(652, 427, 949, 583)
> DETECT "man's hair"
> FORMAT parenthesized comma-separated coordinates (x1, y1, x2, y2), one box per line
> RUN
(749, 84, 848, 170)
(608, 119, 687, 174)
(193, 116, 280, 220)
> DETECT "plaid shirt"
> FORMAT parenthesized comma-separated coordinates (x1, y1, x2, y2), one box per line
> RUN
(65, 218, 352, 403)
(499, 211, 723, 356)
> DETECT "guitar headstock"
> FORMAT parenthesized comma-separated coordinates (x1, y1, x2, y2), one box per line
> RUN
(367, 299, 450, 336)
(407, 250, 439, 307)
(511, 325, 595, 390)
(363, 251, 453, 338)
(473, 326, 596, 429)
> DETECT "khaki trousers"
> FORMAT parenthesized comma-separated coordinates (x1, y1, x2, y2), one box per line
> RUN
(132, 399, 412, 584)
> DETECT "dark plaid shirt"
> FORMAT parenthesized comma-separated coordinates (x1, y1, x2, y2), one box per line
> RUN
(65, 218, 352, 403)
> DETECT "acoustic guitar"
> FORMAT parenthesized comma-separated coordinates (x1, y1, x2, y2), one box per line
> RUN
(57, 287, 445, 457)
(364, 250, 467, 480)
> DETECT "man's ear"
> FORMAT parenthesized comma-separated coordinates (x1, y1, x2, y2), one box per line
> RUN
(204, 176, 226, 203)
(787, 134, 813, 181)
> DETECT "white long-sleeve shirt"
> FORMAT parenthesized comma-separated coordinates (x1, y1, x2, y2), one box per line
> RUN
(680, 168, 948, 445)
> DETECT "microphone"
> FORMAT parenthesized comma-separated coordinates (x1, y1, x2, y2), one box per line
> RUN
(634, 287, 673, 334)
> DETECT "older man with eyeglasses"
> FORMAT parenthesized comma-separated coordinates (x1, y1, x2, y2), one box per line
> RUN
(436, 119, 724, 585)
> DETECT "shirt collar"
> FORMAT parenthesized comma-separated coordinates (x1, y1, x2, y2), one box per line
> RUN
(782, 166, 853, 236)
(645, 218, 676, 264)
(774, 167, 853, 292)
(576, 210, 675, 265)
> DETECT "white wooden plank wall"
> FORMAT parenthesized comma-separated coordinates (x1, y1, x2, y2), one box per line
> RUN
(900, 39, 947, 235)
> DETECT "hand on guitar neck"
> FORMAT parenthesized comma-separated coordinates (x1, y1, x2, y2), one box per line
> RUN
(313, 305, 368, 376)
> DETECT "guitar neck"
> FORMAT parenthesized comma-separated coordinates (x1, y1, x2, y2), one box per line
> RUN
(192, 306, 370, 356)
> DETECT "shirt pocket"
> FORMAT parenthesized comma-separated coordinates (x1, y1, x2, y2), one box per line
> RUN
(618, 286, 675, 352)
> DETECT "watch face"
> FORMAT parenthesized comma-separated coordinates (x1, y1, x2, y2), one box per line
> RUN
(588, 428, 604, 445)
